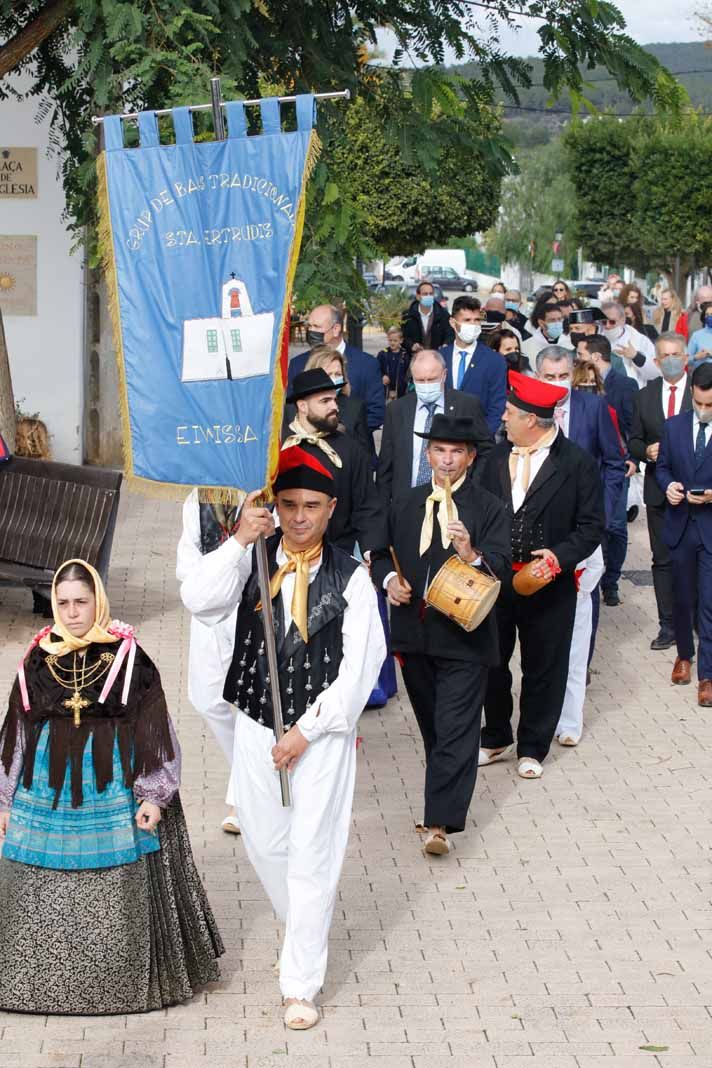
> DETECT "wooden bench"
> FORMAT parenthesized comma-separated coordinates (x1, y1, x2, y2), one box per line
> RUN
(0, 456, 122, 613)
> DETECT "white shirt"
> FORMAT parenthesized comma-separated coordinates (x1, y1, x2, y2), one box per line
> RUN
(521, 328, 550, 363)
(608, 324, 659, 385)
(411, 391, 445, 487)
(510, 432, 557, 512)
(661, 378, 685, 419)
(180, 535, 385, 741)
(452, 340, 477, 386)
(335, 338, 346, 355)
(554, 398, 570, 438)
(419, 309, 433, 338)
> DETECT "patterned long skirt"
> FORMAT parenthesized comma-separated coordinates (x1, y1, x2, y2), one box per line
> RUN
(0, 796, 224, 1015)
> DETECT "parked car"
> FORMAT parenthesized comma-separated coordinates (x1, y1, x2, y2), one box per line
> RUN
(419, 265, 477, 292)
(362, 272, 379, 288)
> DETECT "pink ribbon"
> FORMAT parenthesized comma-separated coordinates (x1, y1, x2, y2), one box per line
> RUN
(98, 636, 136, 706)
(17, 626, 52, 712)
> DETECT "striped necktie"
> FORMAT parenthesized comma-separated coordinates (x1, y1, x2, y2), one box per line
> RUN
(415, 402, 437, 485)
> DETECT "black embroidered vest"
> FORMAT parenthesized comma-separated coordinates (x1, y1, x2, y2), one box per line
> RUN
(510, 502, 546, 564)
(199, 503, 240, 555)
(223, 535, 360, 731)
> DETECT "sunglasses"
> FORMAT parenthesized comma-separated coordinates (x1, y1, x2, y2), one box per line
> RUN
(604, 318, 620, 326)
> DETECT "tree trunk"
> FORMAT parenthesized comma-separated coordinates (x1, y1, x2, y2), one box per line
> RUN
(0, 0, 72, 80)
(0, 309, 16, 451)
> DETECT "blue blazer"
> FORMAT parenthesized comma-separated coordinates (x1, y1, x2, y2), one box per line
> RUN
(656, 410, 712, 551)
(442, 340, 507, 435)
(568, 389, 625, 524)
(288, 343, 385, 431)
(603, 368, 638, 442)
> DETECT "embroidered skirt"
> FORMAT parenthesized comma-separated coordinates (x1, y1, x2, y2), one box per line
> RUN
(0, 798, 224, 1014)
(2, 723, 160, 870)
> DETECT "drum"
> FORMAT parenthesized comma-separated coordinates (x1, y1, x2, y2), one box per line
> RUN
(425, 555, 501, 633)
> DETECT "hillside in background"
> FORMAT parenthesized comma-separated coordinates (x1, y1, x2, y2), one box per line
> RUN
(451, 41, 712, 146)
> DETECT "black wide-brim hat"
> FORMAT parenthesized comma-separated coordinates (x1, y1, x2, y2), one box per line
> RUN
(415, 414, 477, 444)
(569, 307, 605, 325)
(286, 368, 337, 403)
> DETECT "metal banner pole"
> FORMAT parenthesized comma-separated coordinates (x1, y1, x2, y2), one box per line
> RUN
(207, 77, 290, 805)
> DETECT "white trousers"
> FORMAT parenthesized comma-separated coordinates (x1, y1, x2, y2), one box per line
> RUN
(231, 712, 356, 1001)
(556, 589, 593, 743)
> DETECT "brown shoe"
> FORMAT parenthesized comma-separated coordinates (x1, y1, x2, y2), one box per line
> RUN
(699, 680, 712, 707)
(671, 658, 692, 685)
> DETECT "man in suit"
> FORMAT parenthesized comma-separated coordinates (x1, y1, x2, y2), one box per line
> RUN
(536, 346, 625, 528)
(402, 280, 454, 356)
(576, 334, 639, 604)
(288, 304, 384, 434)
(441, 295, 507, 435)
(655, 362, 712, 707)
(478, 371, 605, 779)
(282, 369, 385, 555)
(377, 349, 493, 507)
(371, 415, 510, 855)
(628, 332, 692, 650)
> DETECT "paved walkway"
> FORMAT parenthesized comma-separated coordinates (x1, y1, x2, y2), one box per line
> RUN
(0, 492, 710, 1068)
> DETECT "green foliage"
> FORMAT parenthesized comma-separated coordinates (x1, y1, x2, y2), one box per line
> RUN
(564, 112, 712, 278)
(327, 88, 506, 258)
(486, 140, 577, 275)
(366, 288, 411, 332)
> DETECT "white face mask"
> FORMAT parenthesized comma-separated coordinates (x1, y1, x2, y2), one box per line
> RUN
(694, 403, 712, 425)
(414, 381, 442, 405)
(456, 322, 481, 345)
(603, 324, 624, 342)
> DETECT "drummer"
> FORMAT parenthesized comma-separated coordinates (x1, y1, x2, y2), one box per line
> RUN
(371, 415, 510, 855)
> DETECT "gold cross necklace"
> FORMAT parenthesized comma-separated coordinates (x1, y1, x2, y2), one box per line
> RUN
(45, 651, 115, 726)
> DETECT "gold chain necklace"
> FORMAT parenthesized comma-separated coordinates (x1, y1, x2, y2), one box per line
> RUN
(45, 651, 115, 726)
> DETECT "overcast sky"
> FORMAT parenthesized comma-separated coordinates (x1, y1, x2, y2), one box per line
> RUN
(378, 0, 705, 64)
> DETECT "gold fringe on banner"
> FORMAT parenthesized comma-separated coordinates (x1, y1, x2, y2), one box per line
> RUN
(95, 124, 322, 505)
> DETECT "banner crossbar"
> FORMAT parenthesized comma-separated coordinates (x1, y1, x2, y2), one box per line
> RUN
(91, 89, 349, 125)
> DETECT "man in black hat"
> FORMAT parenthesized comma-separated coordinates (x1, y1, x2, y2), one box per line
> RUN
(371, 415, 511, 856)
(282, 368, 384, 555)
(564, 305, 605, 353)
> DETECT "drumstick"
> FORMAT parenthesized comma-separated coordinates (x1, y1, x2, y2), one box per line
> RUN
(444, 474, 453, 525)
(389, 545, 405, 586)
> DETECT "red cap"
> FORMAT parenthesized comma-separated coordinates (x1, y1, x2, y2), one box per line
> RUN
(507, 369, 568, 418)
(273, 445, 335, 496)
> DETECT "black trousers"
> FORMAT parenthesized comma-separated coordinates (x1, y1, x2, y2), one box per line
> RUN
(400, 654, 487, 834)
(482, 576, 577, 762)
(646, 501, 674, 630)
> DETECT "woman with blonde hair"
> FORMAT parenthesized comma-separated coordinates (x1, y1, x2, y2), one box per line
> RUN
(653, 288, 686, 338)
(0, 559, 223, 1014)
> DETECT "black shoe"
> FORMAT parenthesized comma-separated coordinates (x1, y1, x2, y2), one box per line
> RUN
(602, 587, 621, 606)
(627, 505, 639, 523)
(650, 629, 676, 651)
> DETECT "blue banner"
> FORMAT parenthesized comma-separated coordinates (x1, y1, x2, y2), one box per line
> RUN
(97, 96, 318, 496)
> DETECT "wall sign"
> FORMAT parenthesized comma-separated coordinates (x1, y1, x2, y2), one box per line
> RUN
(0, 148, 38, 199)
(0, 235, 38, 316)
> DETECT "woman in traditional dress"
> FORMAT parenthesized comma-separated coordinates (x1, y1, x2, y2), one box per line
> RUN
(0, 558, 223, 1015)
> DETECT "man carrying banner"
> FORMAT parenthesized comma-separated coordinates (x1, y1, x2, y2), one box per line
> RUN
(179, 446, 384, 1029)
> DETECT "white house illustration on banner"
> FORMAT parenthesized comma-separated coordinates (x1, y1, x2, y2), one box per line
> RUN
(181, 275, 275, 383)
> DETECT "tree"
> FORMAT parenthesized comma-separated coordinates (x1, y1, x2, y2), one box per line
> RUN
(486, 139, 577, 276)
(564, 113, 712, 283)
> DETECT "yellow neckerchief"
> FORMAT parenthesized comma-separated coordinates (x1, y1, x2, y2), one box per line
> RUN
(260, 540, 324, 643)
(508, 426, 558, 494)
(419, 473, 467, 557)
(282, 418, 343, 469)
(39, 558, 119, 656)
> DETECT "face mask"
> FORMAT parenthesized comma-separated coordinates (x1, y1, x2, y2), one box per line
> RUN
(569, 330, 589, 347)
(546, 321, 563, 340)
(659, 355, 686, 381)
(306, 329, 325, 347)
(705, 316, 712, 329)
(419, 295, 435, 309)
(603, 325, 624, 342)
(486, 311, 505, 325)
(577, 383, 598, 393)
(553, 379, 572, 396)
(414, 381, 442, 405)
(456, 322, 481, 345)
(694, 403, 712, 424)
(330, 376, 345, 392)
(505, 301, 519, 312)
(612, 288, 621, 298)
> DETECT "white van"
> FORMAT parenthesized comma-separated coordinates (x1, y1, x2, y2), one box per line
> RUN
(417, 248, 468, 279)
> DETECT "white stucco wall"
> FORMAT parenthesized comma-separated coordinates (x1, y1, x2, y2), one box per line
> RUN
(0, 76, 84, 463)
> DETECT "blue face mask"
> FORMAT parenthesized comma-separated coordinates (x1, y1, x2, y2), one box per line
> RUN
(330, 376, 345, 393)
(546, 320, 564, 340)
(705, 315, 712, 330)
(414, 381, 442, 405)
(419, 295, 435, 309)
(505, 301, 519, 312)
